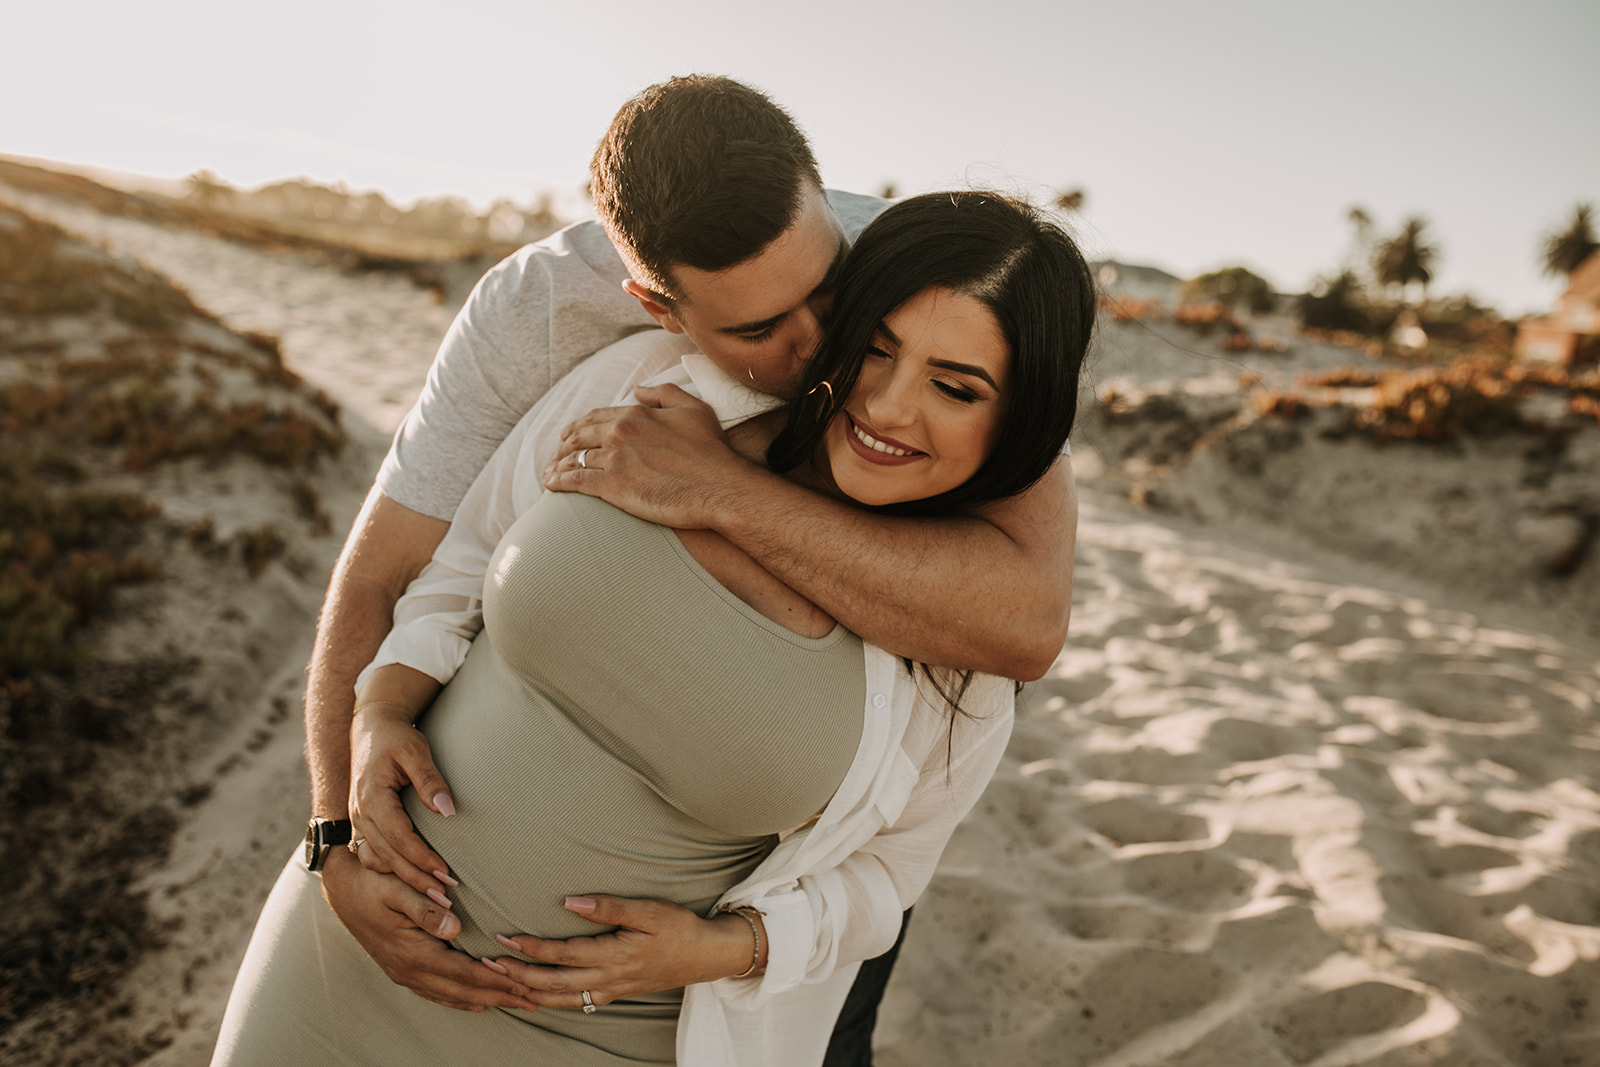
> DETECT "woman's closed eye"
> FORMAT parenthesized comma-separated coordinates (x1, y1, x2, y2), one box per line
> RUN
(934, 380, 980, 403)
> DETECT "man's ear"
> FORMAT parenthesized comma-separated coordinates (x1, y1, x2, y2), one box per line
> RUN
(623, 280, 686, 335)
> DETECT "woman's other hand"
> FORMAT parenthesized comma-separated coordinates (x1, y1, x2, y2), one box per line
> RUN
(349, 700, 458, 903)
(485, 895, 768, 1010)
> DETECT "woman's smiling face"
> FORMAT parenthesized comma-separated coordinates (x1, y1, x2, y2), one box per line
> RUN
(823, 286, 1011, 507)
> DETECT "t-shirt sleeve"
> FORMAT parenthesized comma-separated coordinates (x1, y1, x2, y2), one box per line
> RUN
(376, 219, 654, 521)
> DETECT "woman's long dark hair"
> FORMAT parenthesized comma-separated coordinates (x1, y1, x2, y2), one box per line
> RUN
(768, 190, 1096, 515)
(765, 191, 1096, 731)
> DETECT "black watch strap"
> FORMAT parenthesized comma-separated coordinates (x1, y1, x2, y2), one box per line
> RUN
(304, 817, 354, 872)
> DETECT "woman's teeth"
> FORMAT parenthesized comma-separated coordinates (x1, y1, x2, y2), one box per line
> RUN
(853, 423, 912, 456)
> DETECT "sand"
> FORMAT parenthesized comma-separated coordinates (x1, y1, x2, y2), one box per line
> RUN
(4, 178, 1597, 1066)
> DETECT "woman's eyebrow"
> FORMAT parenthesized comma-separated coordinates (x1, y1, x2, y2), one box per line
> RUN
(928, 358, 1000, 391)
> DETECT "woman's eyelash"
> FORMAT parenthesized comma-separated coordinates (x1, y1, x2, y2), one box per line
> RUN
(935, 381, 979, 403)
(743, 326, 777, 343)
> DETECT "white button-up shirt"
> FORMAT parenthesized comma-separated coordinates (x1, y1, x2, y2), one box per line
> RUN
(363, 330, 1015, 1067)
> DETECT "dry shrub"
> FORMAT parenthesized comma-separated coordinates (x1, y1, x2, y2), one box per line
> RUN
(184, 517, 216, 545)
(1251, 390, 1308, 418)
(0, 198, 345, 683)
(1098, 295, 1163, 323)
(1174, 302, 1242, 337)
(3, 354, 343, 474)
(240, 329, 285, 362)
(1257, 359, 1598, 440)
(1360, 363, 1524, 440)
(0, 209, 102, 318)
(238, 524, 287, 576)
(1298, 327, 1373, 350)
(0, 478, 161, 679)
(1300, 367, 1385, 388)
(0, 202, 206, 332)
(290, 477, 332, 536)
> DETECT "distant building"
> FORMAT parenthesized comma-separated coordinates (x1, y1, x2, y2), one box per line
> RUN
(1516, 251, 1600, 364)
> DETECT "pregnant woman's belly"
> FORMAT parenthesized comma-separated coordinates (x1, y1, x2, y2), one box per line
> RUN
(406, 633, 776, 957)
(406, 491, 866, 968)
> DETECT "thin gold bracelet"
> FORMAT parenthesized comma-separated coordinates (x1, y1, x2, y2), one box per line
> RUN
(719, 905, 764, 979)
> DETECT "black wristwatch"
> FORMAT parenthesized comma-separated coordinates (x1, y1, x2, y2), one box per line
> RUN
(303, 817, 354, 872)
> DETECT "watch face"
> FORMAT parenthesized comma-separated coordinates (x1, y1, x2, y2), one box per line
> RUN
(304, 822, 321, 870)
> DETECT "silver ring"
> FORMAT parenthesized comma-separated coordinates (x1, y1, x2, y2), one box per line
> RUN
(577, 449, 589, 469)
(581, 989, 596, 1014)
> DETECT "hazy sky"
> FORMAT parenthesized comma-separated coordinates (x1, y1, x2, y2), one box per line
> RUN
(6, 0, 1596, 314)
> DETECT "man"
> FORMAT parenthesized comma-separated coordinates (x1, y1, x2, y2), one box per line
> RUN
(308, 75, 1076, 1061)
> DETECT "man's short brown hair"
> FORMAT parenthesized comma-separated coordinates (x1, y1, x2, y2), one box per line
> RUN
(590, 75, 823, 302)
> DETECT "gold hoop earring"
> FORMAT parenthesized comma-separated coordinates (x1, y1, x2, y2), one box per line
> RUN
(806, 379, 835, 422)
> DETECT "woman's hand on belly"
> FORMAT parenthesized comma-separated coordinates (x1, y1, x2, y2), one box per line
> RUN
(486, 894, 768, 1010)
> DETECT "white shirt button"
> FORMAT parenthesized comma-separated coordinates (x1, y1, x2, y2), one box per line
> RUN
(871, 693, 887, 709)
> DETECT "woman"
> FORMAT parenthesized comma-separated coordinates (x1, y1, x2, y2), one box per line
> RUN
(212, 191, 1094, 1066)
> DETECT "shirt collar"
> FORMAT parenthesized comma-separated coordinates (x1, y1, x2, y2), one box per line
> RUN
(678, 351, 785, 429)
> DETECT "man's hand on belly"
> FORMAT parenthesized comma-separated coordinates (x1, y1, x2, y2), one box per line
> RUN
(488, 894, 768, 1011)
(320, 849, 543, 1013)
(350, 698, 458, 901)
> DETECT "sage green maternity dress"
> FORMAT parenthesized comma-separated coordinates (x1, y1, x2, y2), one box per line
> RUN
(212, 492, 864, 1065)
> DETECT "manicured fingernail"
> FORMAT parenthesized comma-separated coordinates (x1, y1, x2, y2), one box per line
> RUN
(434, 869, 459, 887)
(480, 956, 508, 974)
(496, 934, 519, 950)
(434, 792, 456, 817)
(427, 888, 453, 908)
(565, 896, 596, 914)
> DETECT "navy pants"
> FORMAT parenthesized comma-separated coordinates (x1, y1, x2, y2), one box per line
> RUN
(821, 909, 912, 1066)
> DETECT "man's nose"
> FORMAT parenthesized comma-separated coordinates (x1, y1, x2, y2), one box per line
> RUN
(791, 302, 824, 361)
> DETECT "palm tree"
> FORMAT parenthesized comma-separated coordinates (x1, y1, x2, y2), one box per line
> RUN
(1345, 204, 1375, 281)
(184, 169, 233, 210)
(1055, 188, 1086, 213)
(1373, 216, 1438, 303)
(1541, 203, 1598, 278)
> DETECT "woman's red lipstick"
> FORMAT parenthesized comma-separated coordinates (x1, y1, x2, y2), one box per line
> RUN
(844, 414, 922, 466)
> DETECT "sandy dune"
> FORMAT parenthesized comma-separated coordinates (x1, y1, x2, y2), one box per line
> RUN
(5, 182, 1597, 1066)
(880, 496, 1599, 1065)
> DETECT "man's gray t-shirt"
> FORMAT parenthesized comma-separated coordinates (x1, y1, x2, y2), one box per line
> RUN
(378, 190, 890, 521)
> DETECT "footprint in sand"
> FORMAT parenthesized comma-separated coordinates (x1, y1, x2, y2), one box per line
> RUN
(1056, 947, 1233, 1054)
(1454, 803, 1545, 841)
(1077, 795, 1210, 846)
(1262, 980, 1434, 1063)
(1121, 850, 1260, 912)
(1045, 901, 1211, 948)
